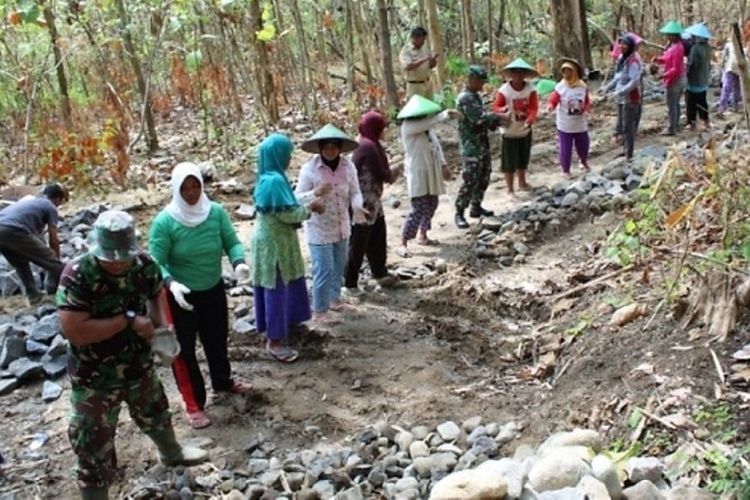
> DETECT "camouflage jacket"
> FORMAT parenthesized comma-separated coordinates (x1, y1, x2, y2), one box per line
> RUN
(456, 87, 503, 159)
(56, 252, 163, 389)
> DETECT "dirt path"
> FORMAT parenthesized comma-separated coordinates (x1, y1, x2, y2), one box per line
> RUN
(0, 97, 727, 498)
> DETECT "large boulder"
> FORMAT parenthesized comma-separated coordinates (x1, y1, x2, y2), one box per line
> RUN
(625, 457, 665, 483)
(476, 458, 525, 499)
(592, 454, 622, 499)
(429, 469, 508, 500)
(538, 429, 604, 455)
(622, 480, 665, 500)
(527, 449, 591, 492)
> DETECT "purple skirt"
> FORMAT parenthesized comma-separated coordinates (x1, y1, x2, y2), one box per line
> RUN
(254, 274, 311, 341)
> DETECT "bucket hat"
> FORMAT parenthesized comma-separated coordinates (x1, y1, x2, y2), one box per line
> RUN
(557, 57, 584, 78)
(659, 20, 684, 35)
(90, 210, 140, 262)
(300, 124, 358, 154)
(397, 94, 442, 120)
(501, 58, 539, 79)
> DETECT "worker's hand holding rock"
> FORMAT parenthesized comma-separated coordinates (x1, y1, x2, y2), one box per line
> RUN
(234, 263, 250, 285)
(169, 281, 193, 311)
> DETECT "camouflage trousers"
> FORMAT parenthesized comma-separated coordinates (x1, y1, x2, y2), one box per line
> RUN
(455, 152, 492, 212)
(68, 367, 172, 488)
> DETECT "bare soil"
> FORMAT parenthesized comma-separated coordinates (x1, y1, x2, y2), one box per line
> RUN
(0, 97, 743, 498)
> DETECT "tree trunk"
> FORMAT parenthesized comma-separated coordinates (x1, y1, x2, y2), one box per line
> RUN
(732, 22, 750, 129)
(462, 0, 475, 62)
(425, 0, 445, 91)
(352, 1, 377, 108)
(288, 0, 316, 115)
(578, 0, 593, 69)
(498, 0, 506, 38)
(113, 0, 159, 151)
(417, 0, 426, 28)
(375, 0, 399, 110)
(41, 2, 72, 130)
(249, 0, 279, 123)
(487, 0, 493, 56)
(344, 0, 357, 97)
(550, 0, 589, 74)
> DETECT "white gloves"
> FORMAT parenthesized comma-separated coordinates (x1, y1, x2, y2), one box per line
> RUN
(234, 263, 250, 284)
(169, 281, 193, 311)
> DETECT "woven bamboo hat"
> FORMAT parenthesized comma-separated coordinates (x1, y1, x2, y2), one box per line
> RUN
(397, 94, 442, 120)
(300, 124, 358, 154)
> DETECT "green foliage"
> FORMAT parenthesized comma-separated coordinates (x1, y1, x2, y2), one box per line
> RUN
(705, 447, 750, 496)
(605, 191, 660, 267)
(445, 55, 470, 79)
(256, 2, 276, 42)
(564, 314, 592, 337)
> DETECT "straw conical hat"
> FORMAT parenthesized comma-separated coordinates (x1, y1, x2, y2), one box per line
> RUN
(397, 94, 442, 120)
(685, 22, 711, 39)
(300, 124, 358, 154)
(501, 58, 539, 79)
(659, 20, 684, 35)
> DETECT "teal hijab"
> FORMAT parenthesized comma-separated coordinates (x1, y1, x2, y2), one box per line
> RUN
(253, 133, 299, 214)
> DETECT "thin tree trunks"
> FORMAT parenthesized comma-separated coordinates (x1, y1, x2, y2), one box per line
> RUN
(249, 0, 279, 123)
(731, 22, 750, 129)
(375, 0, 399, 109)
(425, 0, 445, 91)
(41, 2, 72, 130)
(113, 0, 159, 151)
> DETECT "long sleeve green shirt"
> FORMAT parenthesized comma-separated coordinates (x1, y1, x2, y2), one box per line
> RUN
(149, 202, 245, 291)
(250, 206, 310, 289)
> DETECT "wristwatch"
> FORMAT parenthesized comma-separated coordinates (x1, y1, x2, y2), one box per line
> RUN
(125, 310, 137, 329)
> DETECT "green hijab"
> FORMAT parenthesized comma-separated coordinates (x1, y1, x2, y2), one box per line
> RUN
(253, 133, 299, 214)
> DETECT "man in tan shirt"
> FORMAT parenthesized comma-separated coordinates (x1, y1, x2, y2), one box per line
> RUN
(399, 27, 438, 100)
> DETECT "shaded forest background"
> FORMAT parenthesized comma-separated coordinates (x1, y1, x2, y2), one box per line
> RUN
(0, 0, 744, 189)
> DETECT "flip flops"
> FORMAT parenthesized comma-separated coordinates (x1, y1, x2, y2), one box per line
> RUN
(417, 238, 440, 246)
(187, 410, 212, 429)
(266, 345, 299, 363)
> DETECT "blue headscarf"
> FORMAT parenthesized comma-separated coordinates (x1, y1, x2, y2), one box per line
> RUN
(253, 133, 299, 214)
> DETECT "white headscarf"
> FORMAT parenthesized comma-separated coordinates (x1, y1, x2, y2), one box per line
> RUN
(165, 162, 212, 227)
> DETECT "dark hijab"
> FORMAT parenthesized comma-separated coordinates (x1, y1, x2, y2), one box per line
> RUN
(616, 35, 637, 72)
(358, 111, 388, 170)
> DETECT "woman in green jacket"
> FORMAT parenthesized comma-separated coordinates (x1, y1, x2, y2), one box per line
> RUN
(149, 162, 251, 429)
(251, 133, 324, 363)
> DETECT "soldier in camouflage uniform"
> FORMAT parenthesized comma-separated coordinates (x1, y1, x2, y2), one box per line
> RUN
(56, 210, 208, 500)
(454, 65, 508, 229)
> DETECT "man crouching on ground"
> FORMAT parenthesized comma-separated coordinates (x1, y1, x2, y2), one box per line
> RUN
(56, 210, 208, 500)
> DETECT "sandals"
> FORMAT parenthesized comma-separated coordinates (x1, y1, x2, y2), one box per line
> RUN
(228, 380, 254, 394)
(312, 312, 341, 325)
(266, 345, 299, 363)
(417, 238, 439, 246)
(395, 246, 410, 258)
(187, 410, 212, 429)
(330, 301, 356, 312)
